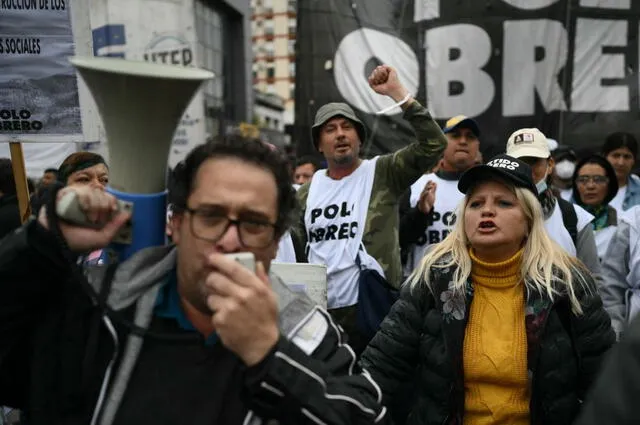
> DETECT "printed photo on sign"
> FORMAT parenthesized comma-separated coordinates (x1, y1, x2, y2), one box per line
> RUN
(0, 4, 82, 140)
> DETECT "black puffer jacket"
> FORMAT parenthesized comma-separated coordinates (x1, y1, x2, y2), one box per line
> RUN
(360, 259, 615, 425)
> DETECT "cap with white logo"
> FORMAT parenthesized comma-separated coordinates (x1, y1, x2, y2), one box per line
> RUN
(458, 154, 537, 196)
(506, 128, 550, 159)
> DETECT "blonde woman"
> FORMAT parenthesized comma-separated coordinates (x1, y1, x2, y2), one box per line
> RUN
(360, 154, 615, 425)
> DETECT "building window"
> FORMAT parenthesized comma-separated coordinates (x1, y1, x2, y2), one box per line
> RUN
(288, 39, 295, 55)
(289, 83, 295, 100)
(195, 0, 247, 133)
(264, 20, 274, 37)
(274, 118, 279, 129)
(288, 62, 295, 77)
(267, 67, 275, 78)
(264, 42, 274, 58)
(266, 84, 276, 94)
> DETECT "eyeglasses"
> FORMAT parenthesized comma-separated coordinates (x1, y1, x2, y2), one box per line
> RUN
(576, 175, 609, 185)
(185, 207, 277, 248)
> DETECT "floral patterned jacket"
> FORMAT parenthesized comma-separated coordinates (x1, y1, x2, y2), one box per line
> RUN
(360, 254, 615, 425)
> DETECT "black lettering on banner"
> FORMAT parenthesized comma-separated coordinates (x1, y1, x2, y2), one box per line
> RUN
(182, 48, 193, 66)
(0, 0, 40, 10)
(350, 222, 357, 237)
(296, 1, 640, 161)
(325, 224, 338, 240)
(0, 109, 43, 132)
(171, 50, 181, 64)
(50, 0, 65, 10)
(0, 39, 3, 54)
(2, 38, 41, 55)
(144, 48, 192, 66)
(0, 110, 30, 120)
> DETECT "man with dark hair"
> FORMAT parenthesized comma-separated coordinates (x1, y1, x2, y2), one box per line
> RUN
(30, 168, 61, 217)
(295, 65, 447, 354)
(0, 136, 388, 425)
(40, 168, 58, 187)
(293, 155, 320, 186)
(400, 114, 481, 277)
(0, 158, 21, 239)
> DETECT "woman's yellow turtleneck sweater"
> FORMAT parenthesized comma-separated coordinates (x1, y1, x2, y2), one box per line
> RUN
(463, 248, 529, 425)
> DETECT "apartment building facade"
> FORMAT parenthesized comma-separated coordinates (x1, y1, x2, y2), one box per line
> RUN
(251, 0, 296, 124)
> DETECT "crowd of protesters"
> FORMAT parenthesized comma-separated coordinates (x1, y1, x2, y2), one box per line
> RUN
(1, 64, 639, 425)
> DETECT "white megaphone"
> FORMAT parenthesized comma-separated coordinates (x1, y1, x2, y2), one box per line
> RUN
(58, 57, 214, 261)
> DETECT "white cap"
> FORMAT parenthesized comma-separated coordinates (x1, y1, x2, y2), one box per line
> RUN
(506, 128, 551, 159)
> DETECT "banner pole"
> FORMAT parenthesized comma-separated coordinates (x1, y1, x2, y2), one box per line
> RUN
(9, 142, 32, 223)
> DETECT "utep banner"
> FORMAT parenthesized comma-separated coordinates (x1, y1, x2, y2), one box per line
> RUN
(295, 0, 640, 157)
(0, 0, 83, 142)
(89, 0, 206, 168)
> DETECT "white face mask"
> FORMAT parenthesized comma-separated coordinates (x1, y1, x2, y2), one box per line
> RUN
(555, 160, 575, 180)
(536, 178, 547, 194)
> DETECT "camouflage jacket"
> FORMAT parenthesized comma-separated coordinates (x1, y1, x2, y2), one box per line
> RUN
(294, 100, 447, 288)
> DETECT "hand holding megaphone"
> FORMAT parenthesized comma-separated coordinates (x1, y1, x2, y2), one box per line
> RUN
(38, 186, 131, 253)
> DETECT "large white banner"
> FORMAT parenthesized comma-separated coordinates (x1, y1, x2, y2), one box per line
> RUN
(0, 0, 83, 143)
(89, 0, 207, 169)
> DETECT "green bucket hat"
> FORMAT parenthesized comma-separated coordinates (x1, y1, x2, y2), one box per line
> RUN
(311, 102, 367, 150)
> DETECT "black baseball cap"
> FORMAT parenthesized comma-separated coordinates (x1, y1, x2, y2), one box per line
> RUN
(458, 154, 537, 196)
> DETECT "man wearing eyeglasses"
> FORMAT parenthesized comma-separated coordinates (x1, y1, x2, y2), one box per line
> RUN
(0, 137, 389, 425)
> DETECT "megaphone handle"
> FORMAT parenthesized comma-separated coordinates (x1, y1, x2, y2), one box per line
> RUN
(56, 191, 134, 243)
